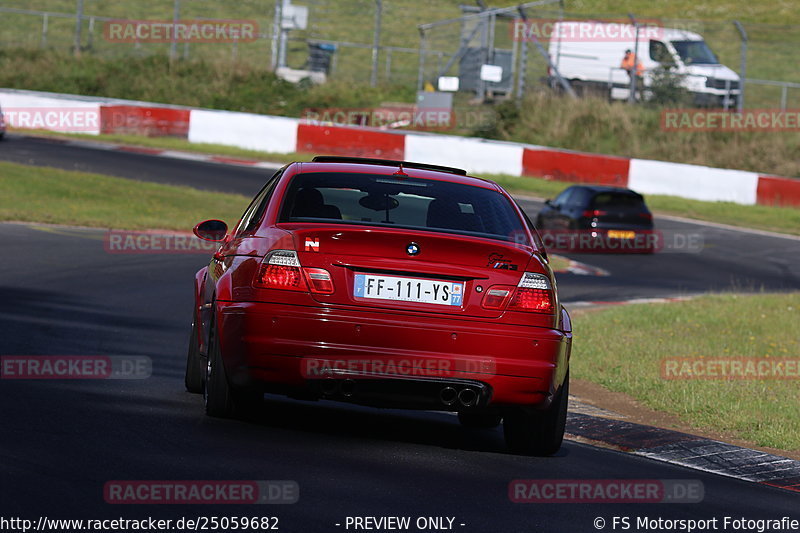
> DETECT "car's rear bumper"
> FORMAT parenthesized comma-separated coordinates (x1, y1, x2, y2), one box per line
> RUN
(216, 300, 571, 409)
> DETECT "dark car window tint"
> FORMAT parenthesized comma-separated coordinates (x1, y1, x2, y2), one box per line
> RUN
(553, 187, 574, 206)
(517, 205, 546, 253)
(591, 192, 646, 210)
(279, 172, 528, 244)
(236, 169, 283, 235)
(568, 188, 592, 206)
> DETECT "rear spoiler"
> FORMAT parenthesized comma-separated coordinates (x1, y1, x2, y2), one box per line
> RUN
(311, 156, 467, 176)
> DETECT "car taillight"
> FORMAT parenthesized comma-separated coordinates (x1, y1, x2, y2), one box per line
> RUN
(254, 250, 306, 291)
(254, 250, 334, 294)
(510, 288, 554, 312)
(582, 209, 607, 218)
(304, 268, 334, 294)
(509, 272, 554, 313)
(481, 273, 555, 314)
(481, 287, 514, 310)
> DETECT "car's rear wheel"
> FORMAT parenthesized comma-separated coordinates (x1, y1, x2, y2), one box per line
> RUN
(204, 319, 262, 418)
(458, 411, 502, 428)
(184, 317, 204, 393)
(503, 373, 569, 456)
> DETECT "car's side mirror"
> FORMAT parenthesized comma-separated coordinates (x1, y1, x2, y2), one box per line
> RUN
(544, 199, 555, 208)
(193, 219, 228, 242)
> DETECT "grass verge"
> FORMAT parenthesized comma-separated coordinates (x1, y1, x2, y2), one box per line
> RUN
(487, 173, 800, 236)
(3, 42, 800, 177)
(10, 131, 800, 236)
(482, 93, 800, 178)
(572, 293, 800, 451)
(0, 150, 574, 272)
(547, 255, 572, 273)
(0, 160, 248, 230)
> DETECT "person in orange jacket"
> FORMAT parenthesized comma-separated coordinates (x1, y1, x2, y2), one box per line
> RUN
(621, 49, 644, 77)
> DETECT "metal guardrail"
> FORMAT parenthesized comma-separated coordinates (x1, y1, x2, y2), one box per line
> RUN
(602, 67, 800, 110)
(605, 68, 740, 109)
(288, 37, 450, 80)
(0, 6, 97, 19)
(744, 78, 800, 110)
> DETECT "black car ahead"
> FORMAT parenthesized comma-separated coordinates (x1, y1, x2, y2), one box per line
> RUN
(535, 185, 655, 253)
(536, 185, 653, 231)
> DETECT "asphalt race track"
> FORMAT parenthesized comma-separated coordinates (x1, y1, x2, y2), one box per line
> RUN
(3, 134, 799, 304)
(1, 134, 799, 531)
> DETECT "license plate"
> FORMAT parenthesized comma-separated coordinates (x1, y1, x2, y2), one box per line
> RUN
(354, 274, 464, 306)
(607, 230, 636, 239)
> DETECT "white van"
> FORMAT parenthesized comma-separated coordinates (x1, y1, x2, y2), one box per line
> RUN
(547, 21, 740, 107)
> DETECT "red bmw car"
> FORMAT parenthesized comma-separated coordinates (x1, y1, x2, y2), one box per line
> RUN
(185, 156, 572, 455)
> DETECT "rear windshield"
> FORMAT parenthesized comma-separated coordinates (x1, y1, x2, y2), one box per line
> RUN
(279, 172, 528, 244)
(591, 192, 646, 210)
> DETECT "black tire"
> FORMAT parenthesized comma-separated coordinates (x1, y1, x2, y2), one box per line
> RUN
(184, 318, 204, 393)
(204, 320, 235, 418)
(458, 411, 502, 429)
(203, 319, 262, 418)
(503, 373, 569, 456)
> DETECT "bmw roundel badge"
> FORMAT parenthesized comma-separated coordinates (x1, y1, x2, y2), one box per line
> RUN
(406, 242, 420, 256)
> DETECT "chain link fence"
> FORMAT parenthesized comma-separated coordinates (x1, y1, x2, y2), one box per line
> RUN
(417, 7, 800, 109)
(0, 0, 463, 86)
(647, 16, 800, 108)
(0, 0, 798, 108)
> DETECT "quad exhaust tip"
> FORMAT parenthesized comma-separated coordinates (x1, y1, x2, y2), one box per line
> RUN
(458, 387, 478, 407)
(340, 379, 357, 397)
(321, 378, 338, 395)
(440, 386, 479, 407)
(439, 386, 458, 406)
(322, 380, 480, 406)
